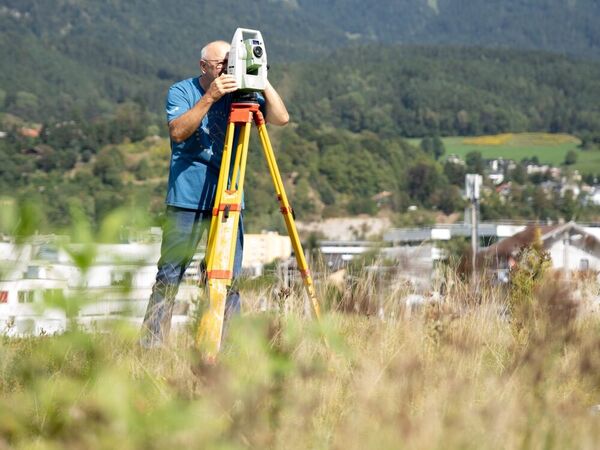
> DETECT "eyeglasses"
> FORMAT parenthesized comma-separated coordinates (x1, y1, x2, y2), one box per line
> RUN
(202, 58, 228, 69)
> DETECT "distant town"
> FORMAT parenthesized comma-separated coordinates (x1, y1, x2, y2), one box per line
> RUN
(3, 210, 600, 336)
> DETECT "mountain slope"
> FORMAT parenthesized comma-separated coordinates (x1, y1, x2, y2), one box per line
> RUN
(2, 0, 600, 121)
(299, 0, 600, 59)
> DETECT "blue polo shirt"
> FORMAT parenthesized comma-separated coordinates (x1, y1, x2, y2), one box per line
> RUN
(165, 76, 265, 210)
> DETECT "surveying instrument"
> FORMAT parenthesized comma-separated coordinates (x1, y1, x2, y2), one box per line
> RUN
(195, 28, 322, 359)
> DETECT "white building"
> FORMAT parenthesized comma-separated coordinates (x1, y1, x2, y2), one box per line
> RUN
(0, 231, 295, 335)
(587, 187, 600, 206)
(242, 231, 292, 276)
(479, 222, 600, 278)
(0, 238, 196, 336)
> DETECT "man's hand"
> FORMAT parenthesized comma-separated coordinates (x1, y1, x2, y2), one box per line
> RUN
(169, 74, 238, 143)
(206, 74, 238, 102)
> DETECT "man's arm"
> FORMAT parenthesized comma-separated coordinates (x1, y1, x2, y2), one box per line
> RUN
(169, 74, 238, 143)
(263, 80, 289, 126)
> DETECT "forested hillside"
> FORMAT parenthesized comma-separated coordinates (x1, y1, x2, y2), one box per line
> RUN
(287, 46, 600, 138)
(2, 0, 600, 119)
(299, 0, 600, 58)
(0, 0, 346, 120)
(2, 1, 600, 232)
(2, 44, 600, 232)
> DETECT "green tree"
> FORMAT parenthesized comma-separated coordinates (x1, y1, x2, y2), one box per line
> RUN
(13, 91, 39, 117)
(432, 136, 445, 160)
(443, 160, 466, 186)
(135, 159, 152, 180)
(407, 161, 444, 206)
(564, 149, 578, 165)
(465, 151, 485, 174)
(420, 137, 433, 155)
(293, 176, 316, 215)
(434, 185, 463, 214)
(532, 186, 553, 219)
(93, 147, 125, 188)
(510, 163, 527, 184)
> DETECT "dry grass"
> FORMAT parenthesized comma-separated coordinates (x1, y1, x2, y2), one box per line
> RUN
(1, 265, 600, 449)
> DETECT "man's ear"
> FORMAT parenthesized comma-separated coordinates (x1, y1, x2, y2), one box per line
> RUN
(199, 60, 206, 75)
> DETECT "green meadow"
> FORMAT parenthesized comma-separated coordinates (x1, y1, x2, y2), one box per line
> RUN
(410, 133, 600, 174)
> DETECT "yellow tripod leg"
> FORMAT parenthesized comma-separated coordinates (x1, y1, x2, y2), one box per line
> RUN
(196, 101, 323, 359)
(206, 122, 238, 268)
(196, 120, 252, 359)
(256, 120, 321, 320)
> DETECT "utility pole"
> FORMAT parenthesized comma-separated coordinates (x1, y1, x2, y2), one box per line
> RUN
(563, 234, 570, 281)
(466, 174, 482, 281)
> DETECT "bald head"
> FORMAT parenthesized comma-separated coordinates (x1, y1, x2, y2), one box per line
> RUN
(200, 40, 230, 61)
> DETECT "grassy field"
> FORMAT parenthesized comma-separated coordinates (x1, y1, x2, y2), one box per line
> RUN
(2, 192, 600, 449)
(409, 133, 600, 174)
(2, 262, 600, 449)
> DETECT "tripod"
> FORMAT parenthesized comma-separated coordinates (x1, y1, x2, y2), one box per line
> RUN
(195, 94, 321, 358)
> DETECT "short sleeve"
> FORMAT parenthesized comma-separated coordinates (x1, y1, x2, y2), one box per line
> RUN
(166, 84, 191, 123)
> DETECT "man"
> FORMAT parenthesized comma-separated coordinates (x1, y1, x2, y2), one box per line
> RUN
(140, 40, 289, 347)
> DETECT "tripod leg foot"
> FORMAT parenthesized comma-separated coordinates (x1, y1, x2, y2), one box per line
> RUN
(196, 280, 228, 359)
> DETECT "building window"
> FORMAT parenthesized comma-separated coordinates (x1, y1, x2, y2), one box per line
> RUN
(111, 271, 133, 287)
(580, 258, 590, 270)
(0, 291, 8, 303)
(18, 290, 35, 303)
(44, 289, 63, 302)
